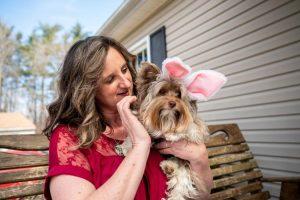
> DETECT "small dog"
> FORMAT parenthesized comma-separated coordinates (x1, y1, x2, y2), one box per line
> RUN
(136, 61, 208, 200)
(120, 58, 227, 200)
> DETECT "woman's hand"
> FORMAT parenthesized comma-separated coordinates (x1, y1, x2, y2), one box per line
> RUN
(117, 96, 151, 147)
(155, 139, 213, 196)
(155, 139, 207, 164)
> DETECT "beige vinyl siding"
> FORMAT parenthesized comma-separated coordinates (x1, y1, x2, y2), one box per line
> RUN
(121, 0, 300, 199)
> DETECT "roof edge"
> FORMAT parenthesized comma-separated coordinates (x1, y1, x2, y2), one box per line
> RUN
(96, 0, 170, 41)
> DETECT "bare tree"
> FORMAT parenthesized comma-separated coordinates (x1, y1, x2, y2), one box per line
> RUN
(20, 23, 89, 129)
(20, 24, 63, 127)
(0, 20, 19, 112)
(0, 21, 89, 130)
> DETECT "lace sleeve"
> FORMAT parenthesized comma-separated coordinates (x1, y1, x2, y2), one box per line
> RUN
(55, 126, 91, 171)
(44, 125, 94, 199)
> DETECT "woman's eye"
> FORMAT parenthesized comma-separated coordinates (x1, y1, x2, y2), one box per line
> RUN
(121, 66, 128, 73)
(106, 76, 114, 83)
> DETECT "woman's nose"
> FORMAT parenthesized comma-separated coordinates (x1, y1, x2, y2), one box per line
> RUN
(119, 76, 131, 88)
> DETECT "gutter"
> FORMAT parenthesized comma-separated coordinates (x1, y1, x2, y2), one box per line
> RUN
(96, 0, 170, 41)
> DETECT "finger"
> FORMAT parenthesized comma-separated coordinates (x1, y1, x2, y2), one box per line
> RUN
(117, 96, 136, 119)
(123, 96, 137, 111)
(117, 96, 134, 110)
(155, 141, 171, 150)
(158, 148, 173, 155)
(122, 96, 139, 119)
(184, 140, 189, 147)
(119, 96, 137, 113)
(117, 96, 140, 135)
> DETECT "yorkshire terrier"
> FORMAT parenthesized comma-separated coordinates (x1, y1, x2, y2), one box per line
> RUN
(119, 57, 227, 200)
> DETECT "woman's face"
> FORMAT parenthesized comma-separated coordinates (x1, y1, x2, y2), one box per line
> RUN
(96, 47, 133, 112)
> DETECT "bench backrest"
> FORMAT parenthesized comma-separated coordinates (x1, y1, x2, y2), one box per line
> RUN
(0, 124, 270, 199)
(207, 124, 270, 200)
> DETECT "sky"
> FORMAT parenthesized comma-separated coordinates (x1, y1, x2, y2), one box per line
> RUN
(0, 0, 124, 38)
(0, 0, 125, 116)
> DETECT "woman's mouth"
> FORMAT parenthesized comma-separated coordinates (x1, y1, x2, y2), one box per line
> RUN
(117, 90, 129, 96)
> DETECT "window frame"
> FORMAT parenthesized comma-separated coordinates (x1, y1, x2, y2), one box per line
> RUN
(128, 36, 151, 69)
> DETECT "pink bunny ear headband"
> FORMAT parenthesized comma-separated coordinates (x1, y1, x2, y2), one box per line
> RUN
(162, 57, 227, 101)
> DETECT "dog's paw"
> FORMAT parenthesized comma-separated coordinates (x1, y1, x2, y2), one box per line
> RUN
(160, 160, 179, 176)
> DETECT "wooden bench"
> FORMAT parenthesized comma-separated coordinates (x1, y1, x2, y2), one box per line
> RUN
(0, 124, 299, 199)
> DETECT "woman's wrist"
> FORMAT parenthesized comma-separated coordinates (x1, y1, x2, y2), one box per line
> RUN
(190, 159, 213, 193)
(132, 134, 151, 146)
(132, 138, 151, 149)
(190, 158, 206, 169)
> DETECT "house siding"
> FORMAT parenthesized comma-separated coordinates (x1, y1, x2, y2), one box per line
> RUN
(121, 0, 300, 199)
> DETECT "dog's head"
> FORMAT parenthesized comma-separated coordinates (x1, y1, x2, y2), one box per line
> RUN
(136, 62, 198, 138)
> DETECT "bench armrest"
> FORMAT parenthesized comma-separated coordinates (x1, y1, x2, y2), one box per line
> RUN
(262, 176, 300, 200)
(262, 176, 300, 183)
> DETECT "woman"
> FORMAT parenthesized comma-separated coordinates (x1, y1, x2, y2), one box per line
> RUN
(43, 36, 213, 200)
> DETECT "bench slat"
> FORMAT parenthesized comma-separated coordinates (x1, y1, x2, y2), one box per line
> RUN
(0, 166, 48, 184)
(239, 191, 270, 200)
(208, 143, 249, 157)
(210, 181, 263, 200)
(0, 180, 44, 199)
(212, 160, 258, 177)
(0, 135, 49, 150)
(0, 153, 48, 170)
(209, 152, 253, 166)
(213, 170, 263, 189)
(21, 194, 45, 200)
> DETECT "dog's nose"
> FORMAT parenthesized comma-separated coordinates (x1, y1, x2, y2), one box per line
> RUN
(168, 101, 176, 108)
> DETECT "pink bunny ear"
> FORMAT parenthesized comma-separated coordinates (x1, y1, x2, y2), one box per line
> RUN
(184, 70, 227, 101)
(162, 57, 191, 79)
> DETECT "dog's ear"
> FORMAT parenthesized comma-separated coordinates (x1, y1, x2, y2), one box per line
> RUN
(136, 62, 161, 101)
(137, 62, 160, 82)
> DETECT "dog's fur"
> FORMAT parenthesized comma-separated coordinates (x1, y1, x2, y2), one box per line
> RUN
(138, 62, 209, 200)
(120, 62, 208, 199)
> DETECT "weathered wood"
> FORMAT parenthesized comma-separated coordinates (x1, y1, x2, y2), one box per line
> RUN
(0, 166, 48, 184)
(280, 182, 300, 200)
(206, 124, 245, 147)
(210, 181, 263, 200)
(21, 194, 45, 200)
(0, 123, 272, 199)
(0, 153, 48, 170)
(262, 176, 300, 182)
(207, 143, 249, 157)
(238, 191, 270, 200)
(212, 160, 258, 177)
(0, 134, 49, 150)
(209, 152, 253, 166)
(213, 170, 263, 189)
(0, 180, 44, 199)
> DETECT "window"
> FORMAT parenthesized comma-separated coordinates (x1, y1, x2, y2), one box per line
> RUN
(129, 36, 151, 69)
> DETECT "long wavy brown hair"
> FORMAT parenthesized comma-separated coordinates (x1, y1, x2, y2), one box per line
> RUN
(43, 36, 137, 148)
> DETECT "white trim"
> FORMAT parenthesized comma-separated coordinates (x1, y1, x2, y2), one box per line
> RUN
(129, 36, 151, 69)
(146, 36, 151, 62)
(96, 0, 170, 41)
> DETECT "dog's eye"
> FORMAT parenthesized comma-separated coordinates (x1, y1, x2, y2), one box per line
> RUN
(158, 89, 166, 95)
(176, 91, 181, 98)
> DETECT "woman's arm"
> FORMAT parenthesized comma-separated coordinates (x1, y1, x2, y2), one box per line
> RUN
(89, 142, 151, 200)
(50, 142, 151, 200)
(189, 144, 213, 199)
(50, 96, 152, 200)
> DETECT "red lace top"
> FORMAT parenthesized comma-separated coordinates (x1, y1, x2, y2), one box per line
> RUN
(44, 124, 167, 199)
